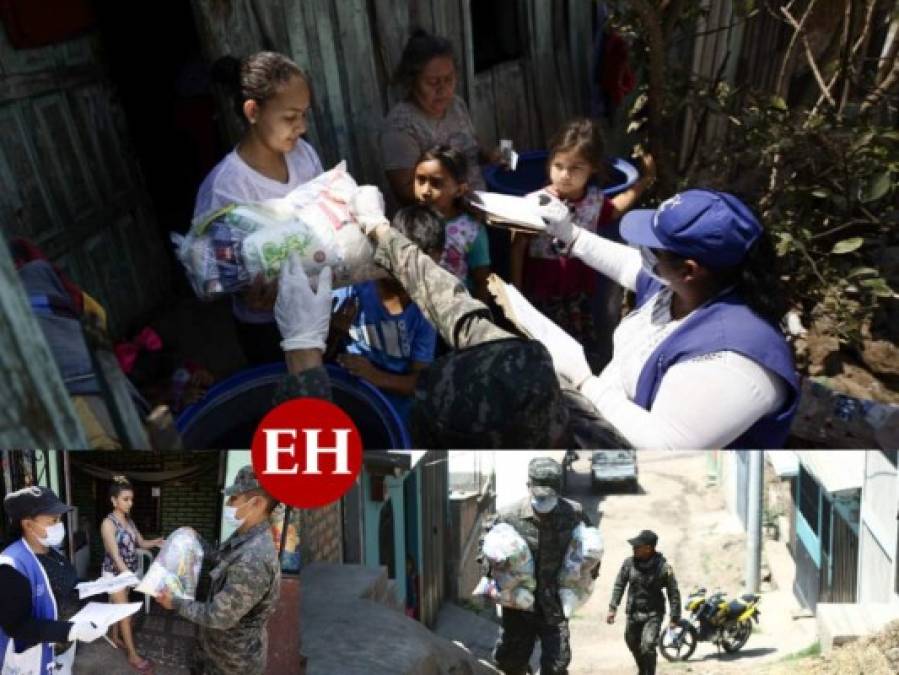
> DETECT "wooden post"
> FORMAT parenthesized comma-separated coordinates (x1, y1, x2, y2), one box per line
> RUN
(0, 238, 87, 447)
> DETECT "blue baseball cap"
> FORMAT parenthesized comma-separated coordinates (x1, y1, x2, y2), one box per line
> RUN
(620, 189, 763, 268)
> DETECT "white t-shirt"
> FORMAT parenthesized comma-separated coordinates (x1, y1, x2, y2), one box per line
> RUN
(570, 230, 788, 449)
(194, 139, 323, 323)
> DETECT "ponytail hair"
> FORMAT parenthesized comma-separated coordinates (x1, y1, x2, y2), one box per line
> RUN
(731, 230, 788, 326)
(109, 475, 133, 500)
(211, 51, 307, 123)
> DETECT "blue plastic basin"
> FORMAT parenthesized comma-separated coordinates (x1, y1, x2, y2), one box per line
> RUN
(176, 363, 411, 449)
(484, 151, 639, 197)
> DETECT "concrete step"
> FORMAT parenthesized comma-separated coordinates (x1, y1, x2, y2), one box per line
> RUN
(300, 563, 500, 674)
(817, 603, 899, 652)
(434, 602, 536, 673)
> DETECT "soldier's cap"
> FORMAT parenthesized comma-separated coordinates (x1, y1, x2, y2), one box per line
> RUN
(528, 457, 562, 497)
(628, 529, 658, 547)
(4, 486, 72, 522)
(409, 338, 568, 448)
(223, 465, 262, 497)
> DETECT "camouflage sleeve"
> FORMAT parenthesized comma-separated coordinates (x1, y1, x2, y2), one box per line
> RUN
(664, 564, 682, 621)
(372, 228, 512, 349)
(174, 556, 273, 630)
(609, 559, 630, 612)
(274, 365, 332, 405)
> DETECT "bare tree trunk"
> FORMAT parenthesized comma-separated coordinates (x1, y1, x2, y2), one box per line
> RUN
(629, 0, 675, 195)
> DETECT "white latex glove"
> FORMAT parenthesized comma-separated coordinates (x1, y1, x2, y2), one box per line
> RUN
(526, 190, 579, 245)
(275, 253, 333, 352)
(349, 185, 389, 235)
(68, 621, 107, 643)
(549, 340, 594, 389)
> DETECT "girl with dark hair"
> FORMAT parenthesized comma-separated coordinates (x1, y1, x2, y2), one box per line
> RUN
(381, 29, 500, 204)
(99, 477, 164, 673)
(334, 204, 444, 421)
(534, 188, 800, 449)
(196, 51, 323, 365)
(511, 118, 655, 366)
(413, 145, 491, 300)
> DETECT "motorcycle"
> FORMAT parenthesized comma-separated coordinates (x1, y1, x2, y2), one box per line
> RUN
(658, 587, 761, 661)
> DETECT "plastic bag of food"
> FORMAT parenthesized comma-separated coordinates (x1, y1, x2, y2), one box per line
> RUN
(480, 523, 537, 611)
(172, 162, 384, 300)
(558, 524, 604, 617)
(134, 527, 204, 600)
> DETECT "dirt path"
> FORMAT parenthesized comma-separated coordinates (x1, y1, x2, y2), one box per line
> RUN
(564, 451, 816, 675)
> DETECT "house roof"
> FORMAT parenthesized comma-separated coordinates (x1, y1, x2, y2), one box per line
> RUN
(765, 450, 798, 477)
(795, 450, 866, 494)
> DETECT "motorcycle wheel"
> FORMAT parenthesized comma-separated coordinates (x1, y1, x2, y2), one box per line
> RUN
(658, 619, 698, 661)
(721, 619, 753, 653)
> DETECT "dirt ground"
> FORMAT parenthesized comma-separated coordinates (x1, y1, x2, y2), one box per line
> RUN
(563, 451, 817, 675)
(761, 620, 899, 675)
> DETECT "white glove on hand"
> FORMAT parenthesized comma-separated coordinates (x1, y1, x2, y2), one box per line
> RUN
(526, 190, 579, 245)
(68, 621, 106, 643)
(275, 253, 333, 352)
(549, 340, 594, 390)
(349, 185, 389, 235)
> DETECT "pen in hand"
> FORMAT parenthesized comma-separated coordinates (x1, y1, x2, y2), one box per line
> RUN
(90, 621, 118, 649)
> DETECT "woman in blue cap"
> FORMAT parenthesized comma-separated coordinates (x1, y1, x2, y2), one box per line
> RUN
(532, 189, 799, 449)
(0, 487, 106, 675)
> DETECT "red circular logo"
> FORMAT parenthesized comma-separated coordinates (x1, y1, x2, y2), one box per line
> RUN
(251, 398, 362, 509)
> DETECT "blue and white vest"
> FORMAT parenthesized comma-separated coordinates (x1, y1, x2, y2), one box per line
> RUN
(0, 539, 58, 675)
(632, 272, 800, 449)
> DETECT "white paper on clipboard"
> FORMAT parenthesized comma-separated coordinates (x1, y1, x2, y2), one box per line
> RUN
(70, 601, 142, 629)
(75, 572, 140, 599)
(467, 192, 546, 232)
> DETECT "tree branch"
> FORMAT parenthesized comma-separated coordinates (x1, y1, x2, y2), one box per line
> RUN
(781, 5, 836, 107)
(628, 0, 675, 195)
(775, 0, 820, 97)
(861, 48, 899, 112)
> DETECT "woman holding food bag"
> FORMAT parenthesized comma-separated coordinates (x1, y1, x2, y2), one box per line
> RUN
(194, 51, 323, 365)
(0, 487, 106, 675)
(100, 476, 163, 673)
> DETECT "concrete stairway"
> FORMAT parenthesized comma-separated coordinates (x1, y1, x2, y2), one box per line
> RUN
(300, 562, 499, 675)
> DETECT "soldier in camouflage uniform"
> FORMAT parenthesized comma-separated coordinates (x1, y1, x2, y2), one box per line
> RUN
(607, 530, 681, 675)
(273, 187, 629, 448)
(155, 466, 281, 675)
(482, 458, 597, 675)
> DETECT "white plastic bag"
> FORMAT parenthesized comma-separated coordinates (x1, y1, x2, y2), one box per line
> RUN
(558, 524, 604, 617)
(480, 523, 537, 612)
(134, 527, 204, 600)
(173, 162, 384, 300)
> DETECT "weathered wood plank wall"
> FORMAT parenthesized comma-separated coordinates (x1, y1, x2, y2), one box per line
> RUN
(0, 30, 170, 338)
(191, 0, 595, 191)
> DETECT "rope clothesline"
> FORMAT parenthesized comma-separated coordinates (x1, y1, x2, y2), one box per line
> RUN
(69, 455, 221, 485)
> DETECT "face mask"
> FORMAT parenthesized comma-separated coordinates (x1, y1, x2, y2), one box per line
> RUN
(38, 522, 65, 547)
(531, 496, 559, 513)
(639, 246, 670, 286)
(224, 498, 254, 528)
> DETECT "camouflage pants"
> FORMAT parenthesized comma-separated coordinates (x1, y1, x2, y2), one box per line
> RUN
(624, 614, 662, 675)
(493, 608, 571, 675)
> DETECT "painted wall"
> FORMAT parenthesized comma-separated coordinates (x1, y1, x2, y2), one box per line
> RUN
(858, 451, 899, 603)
